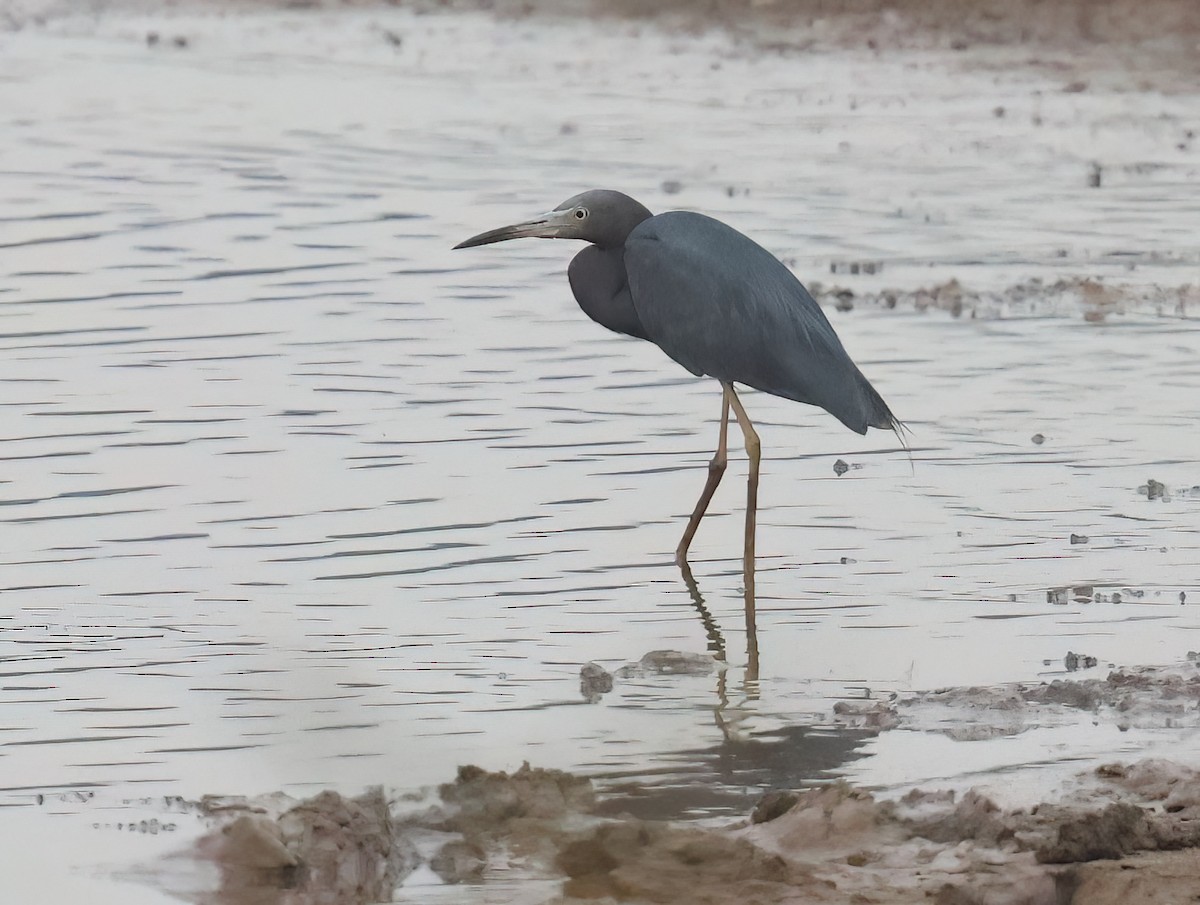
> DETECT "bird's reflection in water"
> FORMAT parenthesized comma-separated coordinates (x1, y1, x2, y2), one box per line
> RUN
(591, 565, 872, 820)
(601, 566, 872, 819)
(678, 562, 759, 743)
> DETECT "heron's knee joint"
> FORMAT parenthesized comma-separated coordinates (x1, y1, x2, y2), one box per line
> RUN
(708, 455, 727, 474)
(745, 435, 761, 460)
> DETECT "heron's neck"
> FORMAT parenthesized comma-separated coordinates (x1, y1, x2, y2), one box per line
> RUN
(595, 204, 653, 250)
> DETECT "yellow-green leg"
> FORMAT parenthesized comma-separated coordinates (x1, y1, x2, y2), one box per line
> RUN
(725, 384, 760, 625)
(674, 387, 731, 567)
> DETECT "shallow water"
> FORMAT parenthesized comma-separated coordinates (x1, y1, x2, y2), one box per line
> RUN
(1, 7, 1199, 901)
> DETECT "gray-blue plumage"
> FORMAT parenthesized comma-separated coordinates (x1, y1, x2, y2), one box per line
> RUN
(556, 198, 897, 437)
(454, 189, 903, 573)
(567, 245, 649, 341)
(455, 188, 899, 437)
(624, 211, 895, 435)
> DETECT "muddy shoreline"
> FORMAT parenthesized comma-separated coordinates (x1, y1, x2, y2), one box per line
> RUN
(6, 0, 1200, 57)
(179, 661, 1200, 904)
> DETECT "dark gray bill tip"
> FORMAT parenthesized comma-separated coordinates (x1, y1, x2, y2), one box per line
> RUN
(453, 214, 562, 250)
(452, 222, 534, 250)
(452, 231, 500, 250)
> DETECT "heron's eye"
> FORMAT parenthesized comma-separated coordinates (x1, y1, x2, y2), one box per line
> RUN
(574, 207, 588, 220)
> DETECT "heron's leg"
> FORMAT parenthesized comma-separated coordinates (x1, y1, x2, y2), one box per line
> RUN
(725, 384, 760, 606)
(674, 387, 731, 567)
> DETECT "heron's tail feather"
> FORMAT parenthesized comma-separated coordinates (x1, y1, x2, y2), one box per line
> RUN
(871, 407, 908, 447)
(860, 377, 901, 434)
(861, 377, 914, 470)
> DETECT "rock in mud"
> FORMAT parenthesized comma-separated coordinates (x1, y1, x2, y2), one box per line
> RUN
(580, 661, 613, 702)
(1141, 478, 1168, 500)
(1064, 651, 1097, 671)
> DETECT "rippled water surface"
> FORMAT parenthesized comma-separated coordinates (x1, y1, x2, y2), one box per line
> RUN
(1, 8, 1199, 901)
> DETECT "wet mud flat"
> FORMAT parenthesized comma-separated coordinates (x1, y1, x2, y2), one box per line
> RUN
(8, 0, 1200, 99)
(161, 661, 1200, 904)
(12, 0, 1200, 50)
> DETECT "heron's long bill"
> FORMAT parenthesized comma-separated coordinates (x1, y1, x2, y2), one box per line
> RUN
(453, 208, 574, 249)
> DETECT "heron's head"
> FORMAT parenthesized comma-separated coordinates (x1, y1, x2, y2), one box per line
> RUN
(454, 190, 653, 251)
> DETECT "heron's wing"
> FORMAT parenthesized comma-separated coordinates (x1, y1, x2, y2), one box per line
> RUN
(625, 211, 897, 435)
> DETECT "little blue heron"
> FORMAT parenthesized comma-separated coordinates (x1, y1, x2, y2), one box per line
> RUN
(455, 189, 902, 590)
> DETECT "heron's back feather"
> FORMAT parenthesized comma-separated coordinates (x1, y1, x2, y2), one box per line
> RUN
(625, 211, 898, 436)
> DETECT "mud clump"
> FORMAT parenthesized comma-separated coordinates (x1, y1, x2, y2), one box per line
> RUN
(896, 683, 1029, 741)
(1141, 478, 1169, 501)
(615, 649, 722, 677)
(279, 790, 414, 896)
(894, 661, 1200, 738)
(1099, 758, 1200, 812)
(1063, 651, 1097, 671)
(437, 761, 596, 840)
(832, 699, 900, 733)
(195, 787, 417, 905)
(750, 789, 801, 825)
(104, 0, 1199, 82)
(742, 783, 1052, 905)
(579, 661, 613, 702)
(428, 838, 486, 883)
(558, 820, 800, 903)
(176, 669, 1200, 904)
(755, 783, 888, 851)
(1025, 678, 1103, 710)
(902, 788, 1015, 848)
(1035, 802, 1154, 863)
(1067, 849, 1200, 904)
(812, 277, 1200, 322)
(578, 651, 718, 702)
(184, 754, 1200, 905)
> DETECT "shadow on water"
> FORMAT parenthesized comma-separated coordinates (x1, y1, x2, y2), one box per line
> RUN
(593, 722, 876, 820)
(585, 565, 873, 820)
